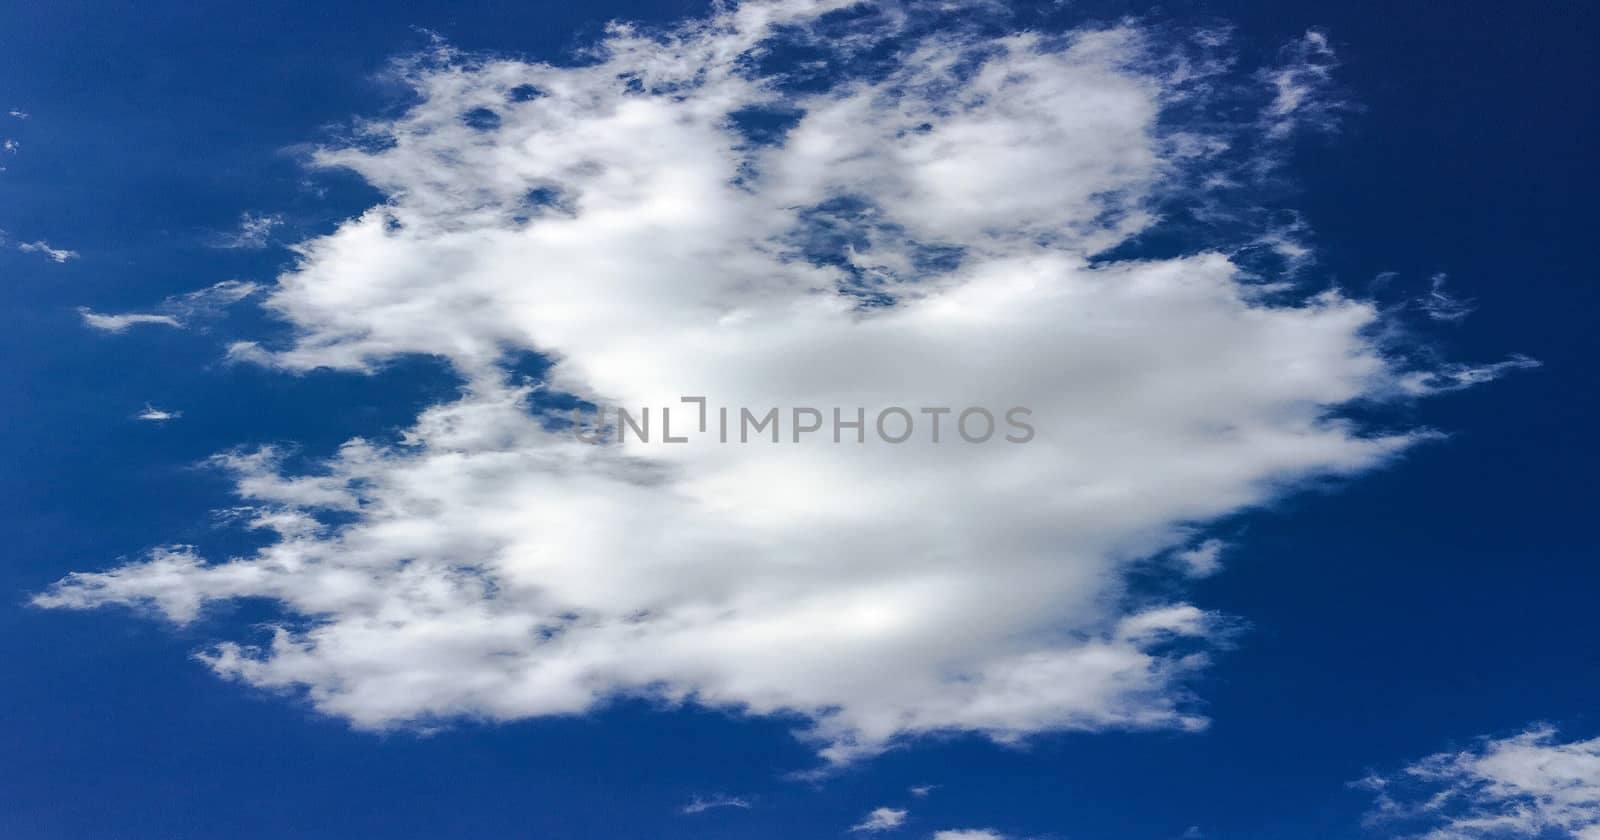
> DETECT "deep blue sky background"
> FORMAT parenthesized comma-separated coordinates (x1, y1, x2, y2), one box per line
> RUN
(2, 1, 1596, 838)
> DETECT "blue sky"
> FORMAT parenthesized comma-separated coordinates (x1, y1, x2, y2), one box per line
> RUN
(2, 1, 1597, 839)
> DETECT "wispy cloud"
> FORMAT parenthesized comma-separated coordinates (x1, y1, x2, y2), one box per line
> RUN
(212, 212, 284, 249)
(18, 240, 76, 262)
(680, 794, 751, 815)
(1262, 30, 1342, 138)
(909, 785, 937, 797)
(1358, 725, 1600, 839)
(1422, 274, 1476, 323)
(1397, 355, 1541, 395)
(931, 831, 1004, 840)
(78, 280, 258, 333)
(7, 108, 27, 120)
(79, 311, 183, 333)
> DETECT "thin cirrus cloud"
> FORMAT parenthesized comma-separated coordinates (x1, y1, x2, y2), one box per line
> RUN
(1423, 273, 1477, 323)
(1357, 725, 1600, 839)
(36, 0, 1532, 768)
(211, 212, 284, 249)
(681, 794, 752, 814)
(78, 280, 258, 333)
(1261, 29, 1342, 138)
(79, 311, 184, 332)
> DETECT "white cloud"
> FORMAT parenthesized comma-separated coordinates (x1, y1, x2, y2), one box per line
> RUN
(3, 138, 18, 153)
(931, 831, 1005, 840)
(852, 807, 909, 832)
(78, 280, 258, 333)
(681, 793, 752, 814)
(35, 0, 1525, 768)
(7, 108, 27, 119)
(1262, 30, 1341, 138)
(18, 240, 76, 262)
(1359, 726, 1600, 839)
(214, 212, 284, 249)
(1175, 539, 1225, 578)
(1397, 355, 1540, 396)
(1423, 274, 1476, 323)
(910, 785, 937, 797)
(137, 405, 182, 422)
(79, 310, 184, 332)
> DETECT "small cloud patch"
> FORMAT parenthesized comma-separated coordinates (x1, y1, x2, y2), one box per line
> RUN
(213, 212, 284, 249)
(18, 240, 76, 262)
(681, 794, 751, 815)
(137, 405, 182, 422)
(851, 807, 908, 832)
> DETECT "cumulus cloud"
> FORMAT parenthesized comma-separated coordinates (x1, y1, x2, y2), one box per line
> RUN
(78, 280, 258, 333)
(852, 807, 909, 831)
(18, 240, 76, 262)
(1358, 726, 1600, 839)
(681, 793, 752, 814)
(36, 0, 1525, 767)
